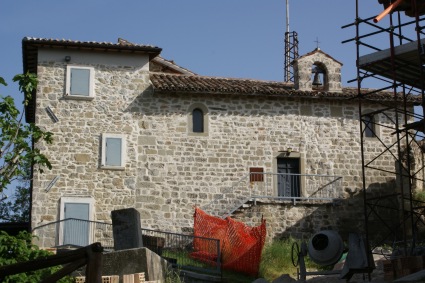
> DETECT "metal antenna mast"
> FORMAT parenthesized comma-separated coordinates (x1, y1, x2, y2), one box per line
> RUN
(286, 0, 289, 34)
(284, 0, 299, 83)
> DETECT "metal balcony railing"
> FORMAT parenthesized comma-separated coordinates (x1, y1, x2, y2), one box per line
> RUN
(32, 218, 114, 250)
(141, 228, 221, 276)
(202, 172, 343, 218)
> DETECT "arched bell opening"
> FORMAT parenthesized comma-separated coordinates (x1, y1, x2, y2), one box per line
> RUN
(311, 63, 328, 91)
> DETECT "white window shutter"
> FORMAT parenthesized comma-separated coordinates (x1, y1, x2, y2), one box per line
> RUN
(70, 68, 90, 96)
(105, 137, 122, 166)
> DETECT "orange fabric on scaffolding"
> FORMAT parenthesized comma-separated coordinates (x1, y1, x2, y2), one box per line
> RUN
(192, 207, 266, 277)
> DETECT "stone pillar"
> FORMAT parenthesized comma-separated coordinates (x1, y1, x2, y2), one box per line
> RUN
(111, 208, 143, 251)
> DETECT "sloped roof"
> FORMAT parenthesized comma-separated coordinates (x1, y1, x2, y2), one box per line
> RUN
(22, 37, 161, 53)
(22, 37, 162, 74)
(150, 72, 421, 103)
(151, 56, 196, 75)
(294, 48, 343, 66)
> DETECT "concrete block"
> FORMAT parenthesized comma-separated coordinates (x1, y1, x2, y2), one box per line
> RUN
(102, 247, 168, 282)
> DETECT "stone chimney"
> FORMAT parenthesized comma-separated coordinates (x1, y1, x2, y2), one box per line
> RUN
(293, 48, 343, 93)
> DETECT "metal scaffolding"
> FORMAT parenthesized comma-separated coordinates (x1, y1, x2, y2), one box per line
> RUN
(284, 31, 299, 83)
(283, 0, 298, 83)
(342, 0, 425, 258)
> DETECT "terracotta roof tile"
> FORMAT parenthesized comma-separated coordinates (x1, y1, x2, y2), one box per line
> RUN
(151, 56, 196, 75)
(22, 37, 161, 50)
(150, 73, 421, 103)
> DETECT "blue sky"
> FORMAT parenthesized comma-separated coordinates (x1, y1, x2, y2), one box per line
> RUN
(0, 0, 388, 93)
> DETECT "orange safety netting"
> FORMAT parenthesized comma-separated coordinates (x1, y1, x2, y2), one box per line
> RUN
(191, 207, 266, 277)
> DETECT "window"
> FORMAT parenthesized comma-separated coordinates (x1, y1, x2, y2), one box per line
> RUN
(66, 66, 94, 99)
(364, 115, 376, 138)
(59, 197, 94, 246)
(101, 134, 126, 169)
(250, 167, 264, 182)
(188, 103, 209, 136)
(192, 108, 204, 133)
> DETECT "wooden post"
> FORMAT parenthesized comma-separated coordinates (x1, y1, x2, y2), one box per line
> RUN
(86, 242, 104, 283)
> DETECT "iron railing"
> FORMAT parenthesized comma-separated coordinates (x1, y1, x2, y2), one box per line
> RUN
(141, 228, 221, 276)
(32, 219, 222, 276)
(202, 172, 343, 218)
(32, 218, 114, 250)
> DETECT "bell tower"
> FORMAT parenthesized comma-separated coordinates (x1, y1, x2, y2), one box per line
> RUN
(293, 48, 343, 93)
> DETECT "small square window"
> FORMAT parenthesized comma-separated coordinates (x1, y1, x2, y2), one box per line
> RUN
(250, 167, 264, 182)
(101, 134, 126, 169)
(66, 66, 94, 99)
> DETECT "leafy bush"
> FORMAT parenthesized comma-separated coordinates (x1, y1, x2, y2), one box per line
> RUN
(0, 231, 72, 282)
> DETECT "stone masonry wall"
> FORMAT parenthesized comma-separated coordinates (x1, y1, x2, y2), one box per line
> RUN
(31, 50, 407, 243)
(232, 198, 365, 242)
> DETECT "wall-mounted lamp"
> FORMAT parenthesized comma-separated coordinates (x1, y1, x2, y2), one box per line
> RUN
(65, 56, 71, 62)
(278, 148, 294, 157)
(285, 148, 293, 156)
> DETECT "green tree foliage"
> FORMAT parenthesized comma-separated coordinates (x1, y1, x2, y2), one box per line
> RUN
(0, 231, 73, 282)
(0, 73, 52, 193)
(0, 182, 30, 222)
(0, 155, 31, 222)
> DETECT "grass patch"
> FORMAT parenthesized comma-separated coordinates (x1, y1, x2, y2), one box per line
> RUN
(259, 238, 326, 282)
(160, 238, 333, 282)
(217, 238, 310, 282)
(162, 249, 213, 269)
(413, 190, 425, 203)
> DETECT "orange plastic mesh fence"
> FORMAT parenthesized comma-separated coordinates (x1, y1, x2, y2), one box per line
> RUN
(192, 207, 266, 277)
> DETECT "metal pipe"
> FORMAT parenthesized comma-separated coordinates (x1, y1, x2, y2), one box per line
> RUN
(374, 0, 405, 23)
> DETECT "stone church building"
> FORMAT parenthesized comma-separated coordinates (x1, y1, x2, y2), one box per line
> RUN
(22, 37, 419, 246)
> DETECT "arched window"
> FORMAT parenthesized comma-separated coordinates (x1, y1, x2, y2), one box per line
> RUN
(364, 114, 375, 138)
(192, 108, 204, 133)
(188, 103, 208, 136)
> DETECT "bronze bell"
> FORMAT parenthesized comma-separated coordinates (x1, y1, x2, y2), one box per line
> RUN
(312, 72, 322, 86)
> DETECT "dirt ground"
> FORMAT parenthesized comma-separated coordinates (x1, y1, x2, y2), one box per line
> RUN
(305, 254, 387, 283)
(262, 261, 387, 283)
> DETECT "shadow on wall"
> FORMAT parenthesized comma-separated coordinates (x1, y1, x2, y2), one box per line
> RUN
(231, 178, 420, 245)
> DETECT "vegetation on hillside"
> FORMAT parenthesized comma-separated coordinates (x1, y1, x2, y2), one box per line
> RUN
(0, 231, 73, 282)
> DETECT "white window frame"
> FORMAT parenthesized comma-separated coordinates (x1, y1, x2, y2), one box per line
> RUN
(58, 197, 94, 246)
(65, 65, 95, 100)
(101, 133, 126, 170)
